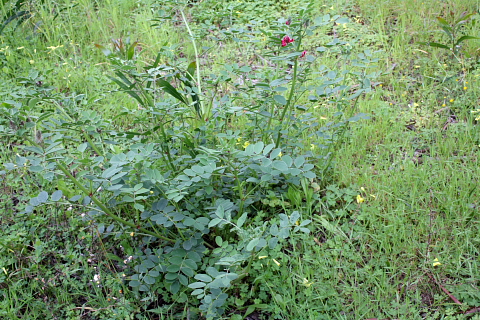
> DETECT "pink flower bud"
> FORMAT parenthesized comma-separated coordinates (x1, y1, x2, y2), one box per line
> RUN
(300, 50, 307, 58)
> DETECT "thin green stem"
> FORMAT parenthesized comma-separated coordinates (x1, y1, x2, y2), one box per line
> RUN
(180, 9, 205, 119)
(275, 58, 299, 148)
(275, 25, 305, 148)
(54, 101, 104, 157)
(231, 251, 256, 284)
(81, 130, 104, 158)
(320, 95, 360, 180)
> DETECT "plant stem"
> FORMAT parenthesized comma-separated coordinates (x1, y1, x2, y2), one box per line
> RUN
(275, 24, 304, 148)
(54, 101, 104, 157)
(232, 251, 256, 284)
(180, 9, 205, 119)
(275, 58, 298, 148)
(320, 95, 360, 180)
(82, 130, 104, 158)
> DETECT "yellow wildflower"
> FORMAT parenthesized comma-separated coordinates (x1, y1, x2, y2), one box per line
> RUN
(356, 195, 365, 203)
(243, 141, 250, 149)
(46, 45, 64, 53)
(272, 259, 281, 267)
(432, 258, 441, 267)
(302, 278, 313, 287)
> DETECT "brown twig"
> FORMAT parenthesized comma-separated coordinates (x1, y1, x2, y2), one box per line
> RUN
(466, 307, 480, 314)
(427, 272, 462, 305)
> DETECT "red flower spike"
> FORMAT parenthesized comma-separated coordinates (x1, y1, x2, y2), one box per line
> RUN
(300, 50, 307, 58)
(286, 20, 291, 25)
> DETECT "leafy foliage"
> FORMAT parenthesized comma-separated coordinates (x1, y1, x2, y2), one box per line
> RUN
(2, 0, 478, 319)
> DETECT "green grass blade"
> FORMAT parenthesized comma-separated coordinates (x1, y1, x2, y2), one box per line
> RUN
(157, 79, 187, 105)
(455, 35, 480, 46)
(417, 41, 451, 50)
(454, 13, 475, 25)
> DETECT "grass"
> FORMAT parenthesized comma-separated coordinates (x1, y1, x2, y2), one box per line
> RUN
(1, 0, 480, 319)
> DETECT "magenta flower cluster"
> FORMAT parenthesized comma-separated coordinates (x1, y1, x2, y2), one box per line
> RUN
(281, 36, 294, 47)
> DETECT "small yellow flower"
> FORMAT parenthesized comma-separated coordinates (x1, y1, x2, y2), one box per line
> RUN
(449, 99, 454, 103)
(310, 144, 315, 150)
(278, 152, 283, 158)
(258, 256, 268, 260)
(295, 220, 300, 226)
(130, 232, 135, 237)
(272, 259, 281, 267)
(243, 141, 250, 149)
(302, 278, 313, 287)
(17, 46, 24, 50)
(29, 60, 35, 64)
(442, 104, 446, 107)
(370, 194, 376, 199)
(356, 195, 365, 203)
(464, 87, 467, 90)
(46, 45, 63, 52)
(432, 258, 441, 267)
(150, 191, 154, 194)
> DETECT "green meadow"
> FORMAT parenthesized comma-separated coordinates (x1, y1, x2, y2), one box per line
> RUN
(1, 0, 479, 319)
